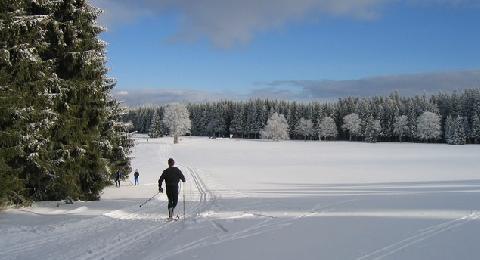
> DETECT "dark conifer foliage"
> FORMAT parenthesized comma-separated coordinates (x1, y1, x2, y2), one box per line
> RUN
(1, 0, 131, 206)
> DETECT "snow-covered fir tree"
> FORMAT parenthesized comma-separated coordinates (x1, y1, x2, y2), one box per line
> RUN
(287, 102, 300, 137)
(0, 0, 61, 204)
(261, 112, 289, 141)
(393, 115, 409, 142)
(445, 115, 466, 145)
(471, 114, 480, 144)
(163, 103, 191, 144)
(148, 110, 163, 138)
(342, 113, 362, 141)
(295, 118, 314, 140)
(0, 0, 131, 205)
(318, 117, 337, 141)
(364, 117, 382, 143)
(229, 104, 246, 138)
(416, 111, 441, 142)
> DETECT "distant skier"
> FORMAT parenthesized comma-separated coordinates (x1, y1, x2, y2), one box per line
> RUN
(115, 170, 122, 187)
(134, 169, 140, 185)
(158, 158, 186, 220)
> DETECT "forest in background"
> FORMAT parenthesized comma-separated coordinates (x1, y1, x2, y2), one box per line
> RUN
(122, 89, 480, 144)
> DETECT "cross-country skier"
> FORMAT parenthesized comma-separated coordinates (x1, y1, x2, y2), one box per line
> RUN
(115, 170, 121, 187)
(158, 158, 186, 220)
(134, 169, 140, 185)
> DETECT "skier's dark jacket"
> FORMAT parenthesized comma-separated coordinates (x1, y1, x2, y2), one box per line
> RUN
(158, 167, 185, 187)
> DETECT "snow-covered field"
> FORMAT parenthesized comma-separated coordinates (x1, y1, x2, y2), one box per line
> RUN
(1, 136, 480, 260)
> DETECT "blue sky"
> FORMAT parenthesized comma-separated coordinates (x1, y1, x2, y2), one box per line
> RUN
(93, 0, 480, 104)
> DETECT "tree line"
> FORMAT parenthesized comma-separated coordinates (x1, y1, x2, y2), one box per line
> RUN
(1, 0, 131, 207)
(123, 89, 480, 144)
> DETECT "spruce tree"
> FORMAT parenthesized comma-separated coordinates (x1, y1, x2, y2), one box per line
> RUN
(148, 110, 163, 138)
(393, 115, 409, 142)
(48, 0, 133, 200)
(471, 114, 480, 144)
(0, 0, 131, 203)
(229, 104, 245, 138)
(446, 115, 466, 145)
(1, 0, 61, 203)
(445, 115, 454, 143)
(364, 117, 381, 143)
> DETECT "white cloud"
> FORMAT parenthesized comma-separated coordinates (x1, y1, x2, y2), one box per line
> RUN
(92, 0, 479, 47)
(113, 70, 480, 105)
(265, 70, 480, 98)
(93, 0, 386, 48)
(116, 90, 129, 96)
(113, 88, 231, 106)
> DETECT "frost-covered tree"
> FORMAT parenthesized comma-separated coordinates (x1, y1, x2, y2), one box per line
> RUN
(122, 89, 480, 144)
(206, 118, 223, 138)
(295, 118, 314, 140)
(229, 104, 246, 138)
(148, 110, 163, 138)
(163, 103, 191, 144)
(471, 114, 480, 144)
(342, 113, 362, 141)
(260, 112, 289, 141)
(364, 117, 382, 143)
(318, 117, 337, 141)
(416, 111, 441, 142)
(445, 115, 466, 145)
(393, 115, 409, 142)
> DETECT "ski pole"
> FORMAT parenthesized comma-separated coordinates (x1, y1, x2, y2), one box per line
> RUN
(139, 192, 160, 207)
(183, 181, 186, 220)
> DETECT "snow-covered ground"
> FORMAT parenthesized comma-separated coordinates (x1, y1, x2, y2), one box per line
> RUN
(1, 136, 480, 260)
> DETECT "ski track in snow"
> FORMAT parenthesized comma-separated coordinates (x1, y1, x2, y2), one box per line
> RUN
(155, 196, 359, 259)
(0, 140, 215, 260)
(3, 137, 480, 260)
(75, 147, 216, 260)
(357, 211, 480, 260)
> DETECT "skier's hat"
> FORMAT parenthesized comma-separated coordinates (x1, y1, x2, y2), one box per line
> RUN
(168, 158, 175, 166)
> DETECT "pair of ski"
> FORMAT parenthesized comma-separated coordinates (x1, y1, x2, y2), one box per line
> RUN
(165, 215, 181, 222)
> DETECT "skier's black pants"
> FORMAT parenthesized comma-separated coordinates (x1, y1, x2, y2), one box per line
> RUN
(166, 185, 179, 209)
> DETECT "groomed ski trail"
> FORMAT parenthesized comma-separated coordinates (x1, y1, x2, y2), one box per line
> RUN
(0, 138, 216, 260)
(357, 211, 480, 260)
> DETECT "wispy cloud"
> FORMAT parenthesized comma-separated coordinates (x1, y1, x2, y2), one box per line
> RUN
(92, 0, 479, 48)
(93, 0, 386, 48)
(265, 70, 480, 98)
(112, 88, 231, 107)
(113, 70, 480, 105)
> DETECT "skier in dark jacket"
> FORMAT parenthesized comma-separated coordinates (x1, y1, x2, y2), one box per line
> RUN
(134, 169, 140, 185)
(158, 158, 186, 219)
(115, 170, 121, 187)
